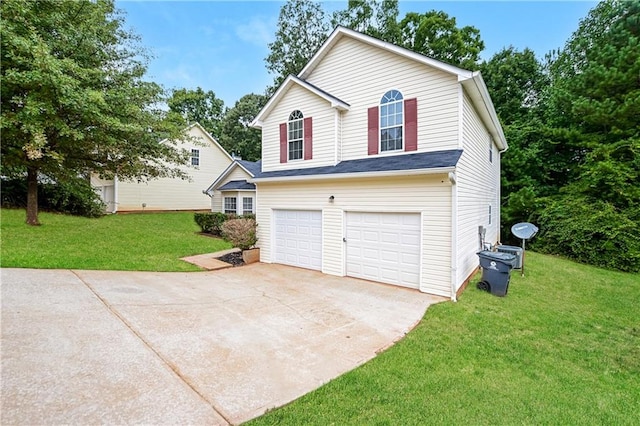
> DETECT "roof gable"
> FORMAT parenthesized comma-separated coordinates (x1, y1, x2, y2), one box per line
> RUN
(186, 123, 234, 161)
(251, 76, 349, 128)
(205, 159, 260, 194)
(300, 26, 506, 150)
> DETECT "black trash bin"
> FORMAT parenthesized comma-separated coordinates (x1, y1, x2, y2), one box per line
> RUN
(476, 251, 517, 296)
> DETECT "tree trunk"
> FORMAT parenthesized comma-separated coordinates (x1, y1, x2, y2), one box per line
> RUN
(26, 166, 40, 226)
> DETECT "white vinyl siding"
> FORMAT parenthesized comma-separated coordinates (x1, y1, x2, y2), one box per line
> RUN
(256, 174, 452, 297)
(304, 37, 460, 161)
(455, 92, 501, 291)
(113, 125, 232, 211)
(261, 85, 337, 172)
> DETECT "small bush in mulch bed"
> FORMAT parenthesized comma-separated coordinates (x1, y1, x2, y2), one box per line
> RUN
(217, 251, 244, 267)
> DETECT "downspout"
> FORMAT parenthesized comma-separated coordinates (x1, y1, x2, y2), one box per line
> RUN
(497, 143, 508, 243)
(449, 171, 458, 302)
(334, 109, 339, 166)
(113, 174, 119, 213)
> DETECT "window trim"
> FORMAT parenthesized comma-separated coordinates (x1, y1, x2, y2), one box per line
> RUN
(379, 90, 404, 152)
(288, 110, 304, 161)
(224, 196, 237, 214)
(191, 149, 200, 166)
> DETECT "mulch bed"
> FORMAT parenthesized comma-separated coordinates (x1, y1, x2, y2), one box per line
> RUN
(217, 251, 244, 267)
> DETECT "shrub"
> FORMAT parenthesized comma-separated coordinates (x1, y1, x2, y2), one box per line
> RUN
(1, 176, 105, 218)
(194, 212, 228, 235)
(532, 196, 640, 272)
(221, 218, 258, 250)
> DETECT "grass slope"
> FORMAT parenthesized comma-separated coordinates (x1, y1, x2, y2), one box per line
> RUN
(0, 209, 230, 271)
(249, 252, 640, 425)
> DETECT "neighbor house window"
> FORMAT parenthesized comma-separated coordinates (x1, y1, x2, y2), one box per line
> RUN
(288, 110, 304, 160)
(224, 197, 236, 214)
(243, 197, 253, 214)
(489, 147, 493, 163)
(191, 149, 200, 166)
(380, 90, 403, 152)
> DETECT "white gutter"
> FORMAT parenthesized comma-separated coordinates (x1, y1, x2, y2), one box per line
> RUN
(449, 171, 458, 302)
(250, 166, 456, 184)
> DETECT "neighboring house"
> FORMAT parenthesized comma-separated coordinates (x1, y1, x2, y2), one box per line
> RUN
(250, 26, 507, 300)
(91, 123, 233, 213)
(204, 159, 261, 215)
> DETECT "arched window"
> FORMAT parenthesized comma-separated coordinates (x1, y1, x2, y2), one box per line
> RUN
(380, 90, 403, 152)
(288, 110, 304, 160)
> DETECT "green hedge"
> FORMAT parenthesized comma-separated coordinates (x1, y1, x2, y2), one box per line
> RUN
(194, 212, 256, 235)
(532, 196, 640, 272)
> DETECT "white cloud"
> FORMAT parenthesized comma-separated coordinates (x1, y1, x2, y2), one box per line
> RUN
(235, 16, 276, 49)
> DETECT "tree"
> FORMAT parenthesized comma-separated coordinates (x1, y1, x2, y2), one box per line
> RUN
(398, 10, 484, 69)
(167, 87, 224, 138)
(265, 0, 331, 92)
(480, 47, 547, 124)
(1, 0, 190, 225)
(332, 0, 400, 43)
(533, 0, 640, 271)
(218, 93, 268, 162)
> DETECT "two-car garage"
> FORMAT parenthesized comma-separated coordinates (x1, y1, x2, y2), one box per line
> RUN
(273, 209, 421, 290)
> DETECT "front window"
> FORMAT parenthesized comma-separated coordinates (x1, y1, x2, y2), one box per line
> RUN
(243, 197, 253, 214)
(380, 90, 403, 152)
(288, 110, 303, 160)
(224, 197, 236, 214)
(191, 149, 200, 166)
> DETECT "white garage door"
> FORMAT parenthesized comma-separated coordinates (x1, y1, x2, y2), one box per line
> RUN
(274, 210, 322, 271)
(346, 212, 421, 289)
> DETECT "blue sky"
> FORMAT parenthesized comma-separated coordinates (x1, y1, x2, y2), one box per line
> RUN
(116, 1, 598, 108)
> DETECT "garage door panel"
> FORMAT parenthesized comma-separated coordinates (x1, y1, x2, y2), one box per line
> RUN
(346, 212, 420, 289)
(274, 210, 322, 271)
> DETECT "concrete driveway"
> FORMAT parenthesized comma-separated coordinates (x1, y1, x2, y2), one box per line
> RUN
(1, 264, 444, 425)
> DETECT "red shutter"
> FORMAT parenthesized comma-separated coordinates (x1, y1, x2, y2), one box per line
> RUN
(279, 123, 287, 163)
(404, 98, 418, 151)
(303, 117, 313, 160)
(367, 106, 379, 155)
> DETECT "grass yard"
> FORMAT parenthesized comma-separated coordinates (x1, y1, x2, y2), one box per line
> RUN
(248, 252, 640, 425)
(0, 209, 230, 271)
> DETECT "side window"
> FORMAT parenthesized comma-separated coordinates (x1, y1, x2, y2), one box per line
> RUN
(242, 197, 253, 214)
(489, 205, 492, 225)
(224, 197, 236, 214)
(191, 149, 200, 166)
(288, 110, 304, 161)
(489, 146, 493, 163)
(380, 90, 403, 152)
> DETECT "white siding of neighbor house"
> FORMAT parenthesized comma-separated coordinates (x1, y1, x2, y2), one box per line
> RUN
(210, 165, 254, 212)
(262, 85, 339, 172)
(256, 174, 453, 297)
(455, 91, 502, 290)
(116, 125, 232, 211)
(304, 36, 460, 162)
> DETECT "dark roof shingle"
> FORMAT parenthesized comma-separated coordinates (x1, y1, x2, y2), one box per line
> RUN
(254, 149, 462, 180)
(218, 180, 256, 191)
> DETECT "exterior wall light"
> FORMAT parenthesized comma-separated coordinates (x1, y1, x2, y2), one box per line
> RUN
(329, 195, 335, 202)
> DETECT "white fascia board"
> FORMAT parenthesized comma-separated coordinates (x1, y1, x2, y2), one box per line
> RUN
(250, 166, 455, 184)
(205, 160, 255, 194)
(299, 26, 474, 80)
(250, 75, 349, 128)
(459, 73, 508, 151)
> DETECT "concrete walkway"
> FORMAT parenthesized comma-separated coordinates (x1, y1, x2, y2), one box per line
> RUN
(1, 264, 445, 425)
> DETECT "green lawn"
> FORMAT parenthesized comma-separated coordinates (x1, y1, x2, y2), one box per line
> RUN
(0, 209, 230, 271)
(248, 252, 640, 425)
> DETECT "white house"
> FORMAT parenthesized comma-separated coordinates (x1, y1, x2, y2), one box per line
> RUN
(204, 159, 261, 215)
(250, 26, 507, 300)
(91, 123, 234, 213)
